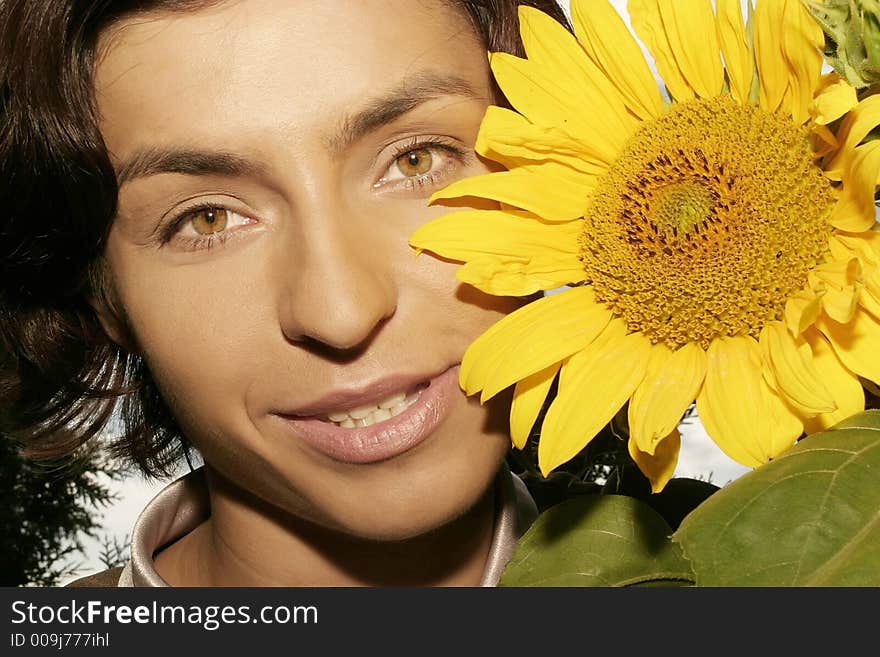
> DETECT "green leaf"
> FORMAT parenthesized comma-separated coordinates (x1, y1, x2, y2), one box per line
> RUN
(498, 494, 695, 587)
(638, 477, 719, 531)
(673, 410, 880, 586)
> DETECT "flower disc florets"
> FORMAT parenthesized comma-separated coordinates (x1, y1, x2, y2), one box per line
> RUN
(579, 95, 835, 349)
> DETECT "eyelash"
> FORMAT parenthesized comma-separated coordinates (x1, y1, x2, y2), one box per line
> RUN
(160, 137, 469, 252)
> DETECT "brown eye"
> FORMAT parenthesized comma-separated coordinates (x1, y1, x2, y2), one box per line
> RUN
(396, 148, 433, 177)
(190, 208, 228, 235)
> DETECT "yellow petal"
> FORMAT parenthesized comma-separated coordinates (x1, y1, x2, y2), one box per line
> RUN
(489, 52, 629, 163)
(753, 0, 787, 114)
(478, 309, 610, 402)
(867, 265, 880, 301)
(410, 207, 586, 297)
(475, 106, 609, 176)
(853, 253, 880, 319)
(808, 257, 863, 324)
(758, 321, 836, 414)
(825, 93, 880, 178)
(628, 429, 681, 494)
(716, 0, 755, 104)
(659, 0, 725, 98)
(827, 232, 857, 262)
(801, 328, 865, 433)
(696, 335, 803, 467)
(816, 307, 880, 384)
(813, 124, 839, 161)
(457, 257, 586, 297)
(828, 141, 880, 232)
(570, 0, 665, 120)
(517, 6, 642, 138)
(510, 363, 560, 449)
(858, 280, 880, 320)
(458, 286, 611, 401)
(430, 165, 594, 221)
(628, 0, 694, 102)
(784, 287, 825, 336)
(410, 209, 581, 265)
(780, 0, 824, 124)
(538, 319, 651, 475)
(763, 382, 805, 460)
(517, 5, 594, 88)
(629, 0, 724, 100)
(833, 231, 880, 265)
(811, 75, 858, 125)
(628, 342, 707, 455)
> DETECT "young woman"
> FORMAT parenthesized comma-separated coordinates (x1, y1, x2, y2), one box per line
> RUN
(0, 0, 571, 586)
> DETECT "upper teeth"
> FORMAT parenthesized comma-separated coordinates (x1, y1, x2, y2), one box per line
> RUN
(322, 384, 427, 428)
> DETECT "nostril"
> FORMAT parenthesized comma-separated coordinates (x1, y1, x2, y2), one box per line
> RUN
(283, 309, 395, 361)
(294, 335, 370, 362)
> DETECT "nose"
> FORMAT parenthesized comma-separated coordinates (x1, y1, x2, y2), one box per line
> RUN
(276, 201, 398, 355)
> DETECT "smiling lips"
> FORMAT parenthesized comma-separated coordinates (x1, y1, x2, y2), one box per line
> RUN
(273, 366, 460, 464)
(320, 383, 429, 428)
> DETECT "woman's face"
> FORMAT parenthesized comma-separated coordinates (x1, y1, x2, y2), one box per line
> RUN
(94, 0, 523, 539)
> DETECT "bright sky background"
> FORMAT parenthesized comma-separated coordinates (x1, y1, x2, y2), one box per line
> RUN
(64, 0, 755, 582)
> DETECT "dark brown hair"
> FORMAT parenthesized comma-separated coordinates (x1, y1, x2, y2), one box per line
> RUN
(0, 0, 571, 477)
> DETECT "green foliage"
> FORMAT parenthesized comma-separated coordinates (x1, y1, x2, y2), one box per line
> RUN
(0, 437, 129, 586)
(500, 410, 880, 587)
(674, 411, 880, 586)
(97, 532, 131, 571)
(498, 495, 693, 587)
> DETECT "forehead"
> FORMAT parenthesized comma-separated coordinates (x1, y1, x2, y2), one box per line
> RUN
(94, 0, 487, 160)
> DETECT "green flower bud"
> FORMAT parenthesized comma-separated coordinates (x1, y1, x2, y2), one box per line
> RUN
(807, 0, 880, 88)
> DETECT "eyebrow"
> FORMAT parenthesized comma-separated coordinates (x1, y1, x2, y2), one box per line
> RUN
(115, 149, 265, 186)
(114, 70, 484, 186)
(326, 71, 484, 154)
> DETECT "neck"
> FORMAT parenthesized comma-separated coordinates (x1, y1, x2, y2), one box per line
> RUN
(155, 468, 499, 587)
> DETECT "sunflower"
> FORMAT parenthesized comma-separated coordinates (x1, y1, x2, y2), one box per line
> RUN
(409, 0, 880, 492)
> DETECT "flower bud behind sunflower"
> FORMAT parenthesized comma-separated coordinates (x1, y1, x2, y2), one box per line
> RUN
(808, 0, 880, 89)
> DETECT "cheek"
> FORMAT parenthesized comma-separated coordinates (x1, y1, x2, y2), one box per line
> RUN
(107, 245, 273, 418)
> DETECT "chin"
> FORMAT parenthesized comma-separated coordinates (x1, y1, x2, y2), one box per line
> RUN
(322, 488, 490, 543)
(296, 441, 509, 543)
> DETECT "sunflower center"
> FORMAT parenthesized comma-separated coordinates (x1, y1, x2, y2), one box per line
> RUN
(651, 182, 716, 237)
(579, 95, 835, 349)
